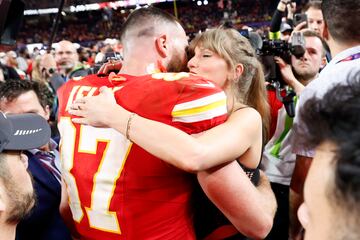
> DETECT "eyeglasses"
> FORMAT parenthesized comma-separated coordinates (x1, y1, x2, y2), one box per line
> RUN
(56, 51, 75, 56)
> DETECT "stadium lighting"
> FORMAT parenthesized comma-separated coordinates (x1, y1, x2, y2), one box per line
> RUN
(24, 0, 172, 16)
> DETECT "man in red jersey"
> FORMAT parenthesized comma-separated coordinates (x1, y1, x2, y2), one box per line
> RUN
(58, 7, 275, 240)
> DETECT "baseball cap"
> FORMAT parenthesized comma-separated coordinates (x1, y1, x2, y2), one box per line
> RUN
(280, 22, 293, 33)
(0, 112, 51, 152)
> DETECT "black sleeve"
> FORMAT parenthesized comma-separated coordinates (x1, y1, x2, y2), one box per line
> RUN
(1, 65, 21, 80)
(49, 73, 66, 92)
(270, 9, 284, 34)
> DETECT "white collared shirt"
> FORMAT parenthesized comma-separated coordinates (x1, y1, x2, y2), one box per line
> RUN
(293, 45, 360, 157)
(29, 138, 61, 171)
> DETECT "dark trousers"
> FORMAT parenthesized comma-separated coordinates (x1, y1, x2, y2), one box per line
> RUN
(265, 182, 289, 240)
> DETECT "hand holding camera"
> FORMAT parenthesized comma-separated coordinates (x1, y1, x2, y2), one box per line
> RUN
(294, 13, 308, 30)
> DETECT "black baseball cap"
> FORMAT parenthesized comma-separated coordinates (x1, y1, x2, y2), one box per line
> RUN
(280, 22, 293, 33)
(0, 112, 51, 152)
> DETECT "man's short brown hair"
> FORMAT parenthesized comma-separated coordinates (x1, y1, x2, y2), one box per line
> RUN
(120, 7, 180, 43)
(322, 0, 360, 44)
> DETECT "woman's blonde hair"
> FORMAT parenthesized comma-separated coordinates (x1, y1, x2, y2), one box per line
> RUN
(31, 55, 44, 83)
(189, 28, 270, 139)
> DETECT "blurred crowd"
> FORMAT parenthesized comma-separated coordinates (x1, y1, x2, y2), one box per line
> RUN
(17, 1, 280, 46)
(1, 0, 300, 83)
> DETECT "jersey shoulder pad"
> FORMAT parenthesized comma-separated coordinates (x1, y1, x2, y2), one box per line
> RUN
(180, 75, 219, 90)
(151, 72, 190, 81)
(72, 76, 85, 81)
(68, 73, 95, 83)
(151, 72, 219, 90)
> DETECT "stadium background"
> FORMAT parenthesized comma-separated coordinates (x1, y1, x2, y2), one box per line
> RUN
(19, 0, 305, 48)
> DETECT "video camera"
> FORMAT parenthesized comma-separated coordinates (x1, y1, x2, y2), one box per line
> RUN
(257, 32, 306, 117)
(257, 32, 305, 84)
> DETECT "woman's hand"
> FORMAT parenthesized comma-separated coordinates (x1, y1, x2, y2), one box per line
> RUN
(97, 60, 122, 75)
(69, 86, 121, 127)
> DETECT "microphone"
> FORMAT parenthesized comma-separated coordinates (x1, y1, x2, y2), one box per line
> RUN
(248, 32, 263, 50)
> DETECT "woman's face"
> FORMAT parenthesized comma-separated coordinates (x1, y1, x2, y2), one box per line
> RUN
(187, 46, 230, 88)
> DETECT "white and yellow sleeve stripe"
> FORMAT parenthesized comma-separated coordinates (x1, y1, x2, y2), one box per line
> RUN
(172, 92, 227, 123)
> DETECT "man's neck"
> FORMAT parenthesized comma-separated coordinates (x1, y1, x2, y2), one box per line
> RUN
(120, 44, 161, 76)
(120, 59, 160, 76)
(0, 223, 16, 240)
(119, 62, 148, 76)
(327, 39, 360, 58)
(299, 73, 319, 86)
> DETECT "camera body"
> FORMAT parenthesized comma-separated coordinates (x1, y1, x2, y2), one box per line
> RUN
(294, 13, 308, 28)
(256, 32, 306, 117)
(257, 32, 306, 85)
(258, 39, 292, 61)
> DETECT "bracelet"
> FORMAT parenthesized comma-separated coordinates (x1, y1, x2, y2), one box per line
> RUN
(126, 113, 137, 140)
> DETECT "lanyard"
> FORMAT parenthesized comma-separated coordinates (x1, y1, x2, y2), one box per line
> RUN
(337, 52, 360, 64)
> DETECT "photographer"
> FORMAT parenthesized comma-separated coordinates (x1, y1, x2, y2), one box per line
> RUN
(275, 30, 326, 95)
(0, 61, 20, 82)
(261, 30, 326, 240)
(294, 1, 331, 63)
(300, 1, 324, 37)
(269, 0, 296, 41)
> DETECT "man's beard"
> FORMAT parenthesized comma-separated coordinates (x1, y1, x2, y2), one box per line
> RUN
(59, 61, 75, 73)
(167, 50, 188, 73)
(5, 174, 36, 224)
(293, 65, 318, 83)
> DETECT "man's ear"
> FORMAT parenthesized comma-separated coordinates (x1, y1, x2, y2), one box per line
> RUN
(321, 56, 327, 69)
(322, 21, 329, 41)
(0, 186, 7, 212)
(44, 105, 51, 121)
(155, 34, 169, 58)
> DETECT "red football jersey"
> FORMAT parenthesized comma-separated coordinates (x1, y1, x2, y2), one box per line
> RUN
(267, 88, 285, 138)
(57, 72, 227, 240)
